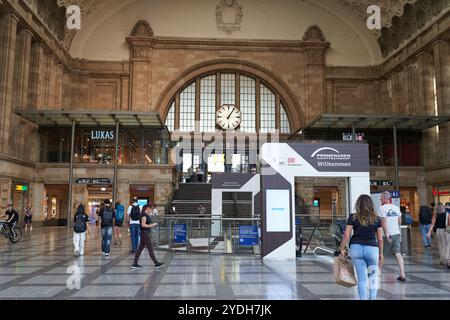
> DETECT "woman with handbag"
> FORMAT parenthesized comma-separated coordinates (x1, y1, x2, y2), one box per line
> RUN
(339, 194, 384, 300)
(427, 203, 450, 268)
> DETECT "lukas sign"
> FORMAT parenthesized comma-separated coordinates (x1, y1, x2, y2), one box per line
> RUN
(91, 130, 114, 140)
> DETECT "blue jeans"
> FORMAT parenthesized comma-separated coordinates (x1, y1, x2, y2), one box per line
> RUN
(130, 224, 140, 252)
(101, 227, 113, 254)
(350, 244, 379, 300)
(419, 224, 432, 247)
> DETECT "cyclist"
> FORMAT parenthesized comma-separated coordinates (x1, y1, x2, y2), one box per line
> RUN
(3, 204, 20, 237)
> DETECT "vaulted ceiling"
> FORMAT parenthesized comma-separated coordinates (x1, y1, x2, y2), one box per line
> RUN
(28, 0, 450, 59)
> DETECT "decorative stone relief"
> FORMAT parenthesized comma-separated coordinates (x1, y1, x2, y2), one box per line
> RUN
(216, 0, 243, 34)
(377, 0, 450, 57)
(55, 0, 110, 49)
(303, 25, 326, 42)
(130, 20, 154, 37)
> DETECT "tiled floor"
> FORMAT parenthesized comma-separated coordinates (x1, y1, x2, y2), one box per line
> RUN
(0, 227, 449, 300)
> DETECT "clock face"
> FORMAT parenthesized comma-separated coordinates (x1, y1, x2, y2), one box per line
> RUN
(216, 105, 241, 130)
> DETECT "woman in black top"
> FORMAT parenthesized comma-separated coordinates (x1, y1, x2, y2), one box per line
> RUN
(131, 205, 165, 270)
(427, 203, 450, 268)
(339, 194, 384, 300)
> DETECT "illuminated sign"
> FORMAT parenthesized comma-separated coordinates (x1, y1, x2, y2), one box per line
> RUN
(76, 178, 111, 185)
(15, 185, 29, 191)
(342, 133, 365, 142)
(91, 130, 114, 140)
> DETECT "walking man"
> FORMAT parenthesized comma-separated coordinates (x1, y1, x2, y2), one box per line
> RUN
(3, 204, 19, 237)
(419, 205, 433, 248)
(127, 197, 141, 254)
(131, 205, 165, 270)
(98, 200, 115, 257)
(378, 191, 406, 281)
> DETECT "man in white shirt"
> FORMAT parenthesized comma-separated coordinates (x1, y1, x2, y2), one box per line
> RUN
(378, 191, 406, 281)
(127, 197, 141, 254)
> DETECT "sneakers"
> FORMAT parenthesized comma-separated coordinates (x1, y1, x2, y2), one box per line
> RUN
(105, 253, 110, 257)
(155, 262, 166, 269)
(131, 263, 143, 270)
(74, 251, 80, 257)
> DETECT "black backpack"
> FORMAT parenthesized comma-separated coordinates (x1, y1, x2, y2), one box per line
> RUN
(130, 205, 141, 220)
(102, 207, 113, 226)
(74, 213, 87, 233)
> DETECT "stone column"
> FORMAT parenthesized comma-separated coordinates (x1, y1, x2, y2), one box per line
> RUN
(154, 181, 172, 214)
(295, 177, 315, 215)
(417, 177, 428, 207)
(126, 20, 154, 111)
(28, 41, 46, 109)
(416, 51, 435, 115)
(13, 27, 33, 109)
(337, 179, 348, 217)
(432, 40, 450, 163)
(55, 63, 64, 109)
(117, 180, 129, 206)
(0, 12, 19, 153)
(302, 25, 330, 123)
(42, 53, 52, 108)
(10, 28, 33, 158)
(30, 182, 45, 226)
(0, 178, 12, 212)
(433, 40, 450, 115)
(72, 184, 88, 210)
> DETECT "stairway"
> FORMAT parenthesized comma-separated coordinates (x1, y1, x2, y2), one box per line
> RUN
(170, 184, 253, 217)
(170, 183, 212, 215)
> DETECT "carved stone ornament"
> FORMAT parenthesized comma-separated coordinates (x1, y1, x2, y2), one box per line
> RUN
(303, 25, 326, 42)
(216, 0, 243, 34)
(130, 20, 154, 38)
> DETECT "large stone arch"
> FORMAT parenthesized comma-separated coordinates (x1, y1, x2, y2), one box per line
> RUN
(157, 59, 305, 132)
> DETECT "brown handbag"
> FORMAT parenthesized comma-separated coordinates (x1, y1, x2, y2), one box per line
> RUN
(334, 254, 357, 287)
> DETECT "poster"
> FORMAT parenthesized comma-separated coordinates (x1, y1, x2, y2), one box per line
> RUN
(266, 189, 290, 232)
(239, 226, 258, 246)
(174, 223, 187, 244)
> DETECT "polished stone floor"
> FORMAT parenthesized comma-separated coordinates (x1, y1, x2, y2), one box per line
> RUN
(0, 227, 449, 300)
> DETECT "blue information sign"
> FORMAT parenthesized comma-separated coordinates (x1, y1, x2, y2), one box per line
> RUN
(239, 226, 258, 246)
(174, 224, 187, 244)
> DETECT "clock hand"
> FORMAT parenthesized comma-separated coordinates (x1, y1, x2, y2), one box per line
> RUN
(227, 109, 235, 120)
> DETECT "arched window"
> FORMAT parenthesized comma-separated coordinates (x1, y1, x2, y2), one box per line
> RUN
(165, 72, 292, 134)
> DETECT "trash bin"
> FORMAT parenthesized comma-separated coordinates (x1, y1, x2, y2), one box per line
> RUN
(400, 225, 411, 256)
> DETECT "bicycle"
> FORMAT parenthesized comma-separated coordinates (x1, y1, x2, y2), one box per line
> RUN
(0, 220, 23, 244)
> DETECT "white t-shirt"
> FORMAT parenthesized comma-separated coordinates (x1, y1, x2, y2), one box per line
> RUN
(378, 204, 401, 236)
(127, 204, 141, 224)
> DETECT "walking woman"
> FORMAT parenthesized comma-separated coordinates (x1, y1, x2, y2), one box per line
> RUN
(339, 194, 384, 300)
(427, 203, 450, 268)
(131, 205, 165, 270)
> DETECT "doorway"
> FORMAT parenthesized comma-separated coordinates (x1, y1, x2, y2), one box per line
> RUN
(44, 184, 69, 226)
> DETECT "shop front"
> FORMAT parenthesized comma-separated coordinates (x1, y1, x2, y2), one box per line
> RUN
(289, 113, 450, 222)
(15, 110, 174, 227)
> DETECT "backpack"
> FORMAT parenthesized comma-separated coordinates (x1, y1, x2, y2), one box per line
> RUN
(404, 213, 413, 225)
(102, 207, 113, 226)
(130, 205, 141, 220)
(115, 205, 124, 222)
(74, 213, 87, 233)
